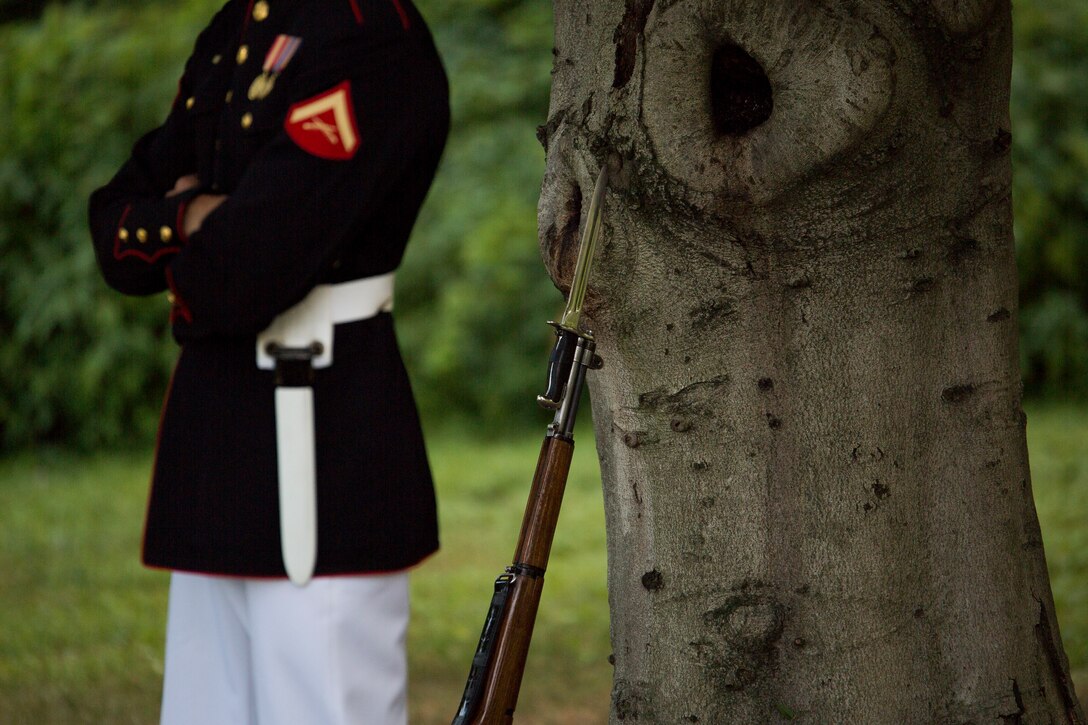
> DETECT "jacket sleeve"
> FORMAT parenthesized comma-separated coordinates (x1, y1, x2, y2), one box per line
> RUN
(87, 5, 235, 296)
(88, 103, 200, 296)
(166, 34, 448, 341)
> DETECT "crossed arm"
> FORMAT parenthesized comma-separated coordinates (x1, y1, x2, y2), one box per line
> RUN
(167, 174, 226, 236)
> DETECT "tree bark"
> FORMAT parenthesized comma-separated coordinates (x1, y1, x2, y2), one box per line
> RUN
(539, 1, 1084, 722)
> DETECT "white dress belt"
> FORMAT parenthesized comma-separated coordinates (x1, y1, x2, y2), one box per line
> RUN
(256, 272, 395, 370)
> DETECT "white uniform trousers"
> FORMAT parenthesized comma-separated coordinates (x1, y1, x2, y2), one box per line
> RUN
(160, 571, 409, 725)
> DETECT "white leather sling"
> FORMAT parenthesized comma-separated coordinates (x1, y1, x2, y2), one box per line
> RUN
(256, 273, 394, 586)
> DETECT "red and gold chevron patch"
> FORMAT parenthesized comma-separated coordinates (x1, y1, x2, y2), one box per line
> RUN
(284, 81, 360, 160)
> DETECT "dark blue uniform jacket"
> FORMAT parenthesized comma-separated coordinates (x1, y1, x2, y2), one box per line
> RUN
(88, 0, 447, 577)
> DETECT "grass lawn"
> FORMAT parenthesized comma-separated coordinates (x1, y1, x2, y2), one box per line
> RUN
(0, 404, 1084, 723)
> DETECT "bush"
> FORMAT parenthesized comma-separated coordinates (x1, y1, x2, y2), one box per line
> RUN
(395, 0, 559, 424)
(0, 1, 221, 449)
(1013, 1, 1088, 397)
(0, 0, 558, 450)
(2, 0, 1086, 450)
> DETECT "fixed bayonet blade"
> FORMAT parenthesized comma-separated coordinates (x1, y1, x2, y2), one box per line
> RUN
(538, 165, 609, 410)
(558, 166, 608, 333)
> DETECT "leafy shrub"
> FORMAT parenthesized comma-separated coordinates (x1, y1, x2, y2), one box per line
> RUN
(2, 0, 1087, 450)
(395, 0, 559, 425)
(0, 1, 221, 449)
(0, 0, 557, 450)
(1021, 291, 1088, 399)
(1013, 1, 1088, 397)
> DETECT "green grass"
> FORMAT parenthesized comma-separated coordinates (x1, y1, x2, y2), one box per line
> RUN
(0, 405, 1085, 723)
(407, 425, 611, 725)
(1025, 403, 1088, 694)
(0, 424, 611, 725)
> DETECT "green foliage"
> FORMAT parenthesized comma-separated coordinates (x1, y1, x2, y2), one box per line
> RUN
(1020, 291, 1088, 398)
(0, 427, 611, 723)
(0, 0, 556, 449)
(1012, 0, 1088, 397)
(1024, 403, 1088, 675)
(0, 1, 221, 449)
(399, 0, 558, 423)
(1, 0, 1087, 449)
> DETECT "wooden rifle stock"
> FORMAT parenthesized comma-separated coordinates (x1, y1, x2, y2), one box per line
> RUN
(452, 330, 596, 725)
(470, 436, 572, 724)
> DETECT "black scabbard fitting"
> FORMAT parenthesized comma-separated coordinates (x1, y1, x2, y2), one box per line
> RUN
(546, 333, 596, 440)
(265, 341, 323, 387)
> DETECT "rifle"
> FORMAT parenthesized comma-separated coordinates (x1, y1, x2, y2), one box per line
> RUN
(452, 166, 608, 725)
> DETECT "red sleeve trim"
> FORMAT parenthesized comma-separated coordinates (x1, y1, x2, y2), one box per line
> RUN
(348, 0, 363, 24)
(240, 0, 256, 37)
(112, 203, 185, 264)
(176, 199, 190, 244)
(117, 246, 182, 264)
(389, 0, 410, 29)
(113, 203, 132, 248)
(165, 266, 193, 324)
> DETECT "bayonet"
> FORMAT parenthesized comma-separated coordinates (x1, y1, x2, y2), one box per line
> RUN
(558, 165, 608, 333)
(538, 165, 608, 411)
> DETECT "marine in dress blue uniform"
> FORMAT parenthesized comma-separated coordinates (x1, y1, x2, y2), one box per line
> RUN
(88, 1, 448, 720)
(89, 0, 446, 577)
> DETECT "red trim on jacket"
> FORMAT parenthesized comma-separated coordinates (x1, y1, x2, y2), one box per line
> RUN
(165, 267, 193, 323)
(347, 0, 363, 24)
(176, 199, 190, 244)
(115, 243, 182, 264)
(111, 203, 183, 264)
(112, 204, 133, 257)
(142, 550, 437, 580)
(111, 203, 186, 262)
(111, 203, 179, 262)
(389, 0, 410, 29)
(140, 358, 180, 566)
(240, 0, 256, 37)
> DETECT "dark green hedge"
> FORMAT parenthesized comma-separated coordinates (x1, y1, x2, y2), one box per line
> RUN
(1, 0, 1085, 450)
(0, 3, 218, 448)
(0, 0, 557, 449)
(1013, 2, 1088, 398)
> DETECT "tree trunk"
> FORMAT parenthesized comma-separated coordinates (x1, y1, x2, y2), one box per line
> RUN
(538, 1, 1084, 722)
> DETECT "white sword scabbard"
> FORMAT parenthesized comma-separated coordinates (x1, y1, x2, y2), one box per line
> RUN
(275, 386, 318, 586)
(259, 296, 332, 589)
